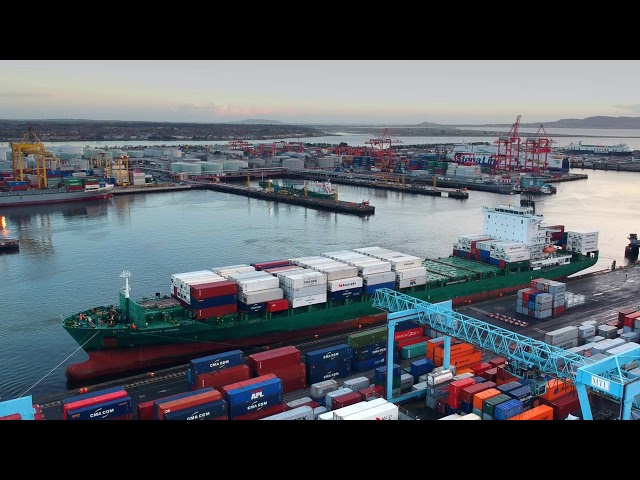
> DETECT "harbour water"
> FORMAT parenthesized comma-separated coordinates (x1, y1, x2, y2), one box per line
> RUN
(2, 123, 639, 402)
(0, 167, 637, 402)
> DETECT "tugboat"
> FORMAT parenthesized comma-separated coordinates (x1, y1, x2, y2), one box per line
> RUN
(625, 233, 639, 258)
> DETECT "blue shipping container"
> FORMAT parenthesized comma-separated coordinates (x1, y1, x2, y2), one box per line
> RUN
(305, 344, 351, 365)
(395, 320, 420, 332)
(307, 364, 352, 384)
(67, 396, 132, 420)
(364, 282, 395, 295)
(237, 301, 266, 314)
(306, 356, 352, 372)
(190, 293, 237, 309)
(374, 364, 401, 383)
(410, 358, 434, 377)
(229, 393, 283, 419)
(164, 399, 228, 420)
(494, 398, 524, 420)
(471, 376, 487, 383)
(497, 381, 522, 394)
(352, 341, 387, 361)
(225, 377, 283, 405)
(459, 400, 473, 414)
(351, 355, 386, 372)
(328, 288, 362, 301)
(189, 350, 244, 376)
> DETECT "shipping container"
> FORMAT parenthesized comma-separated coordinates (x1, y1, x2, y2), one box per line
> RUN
(164, 399, 228, 420)
(156, 389, 223, 420)
(189, 350, 245, 376)
(191, 364, 252, 391)
(260, 405, 314, 420)
(67, 396, 132, 420)
(342, 402, 399, 420)
(508, 404, 554, 420)
(62, 386, 128, 420)
(248, 346, 302, 375)
(333, 398, 389, 420)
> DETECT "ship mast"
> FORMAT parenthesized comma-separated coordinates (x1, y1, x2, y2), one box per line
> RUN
(120, 270, 131, 298)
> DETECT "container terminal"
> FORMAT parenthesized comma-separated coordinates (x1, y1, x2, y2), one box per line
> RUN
(12, 260, 639, 421)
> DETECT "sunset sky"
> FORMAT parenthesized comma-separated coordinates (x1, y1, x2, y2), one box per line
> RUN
(2, 60, 640, 125)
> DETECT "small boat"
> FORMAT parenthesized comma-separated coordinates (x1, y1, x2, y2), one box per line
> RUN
(0, 238, 19, 252)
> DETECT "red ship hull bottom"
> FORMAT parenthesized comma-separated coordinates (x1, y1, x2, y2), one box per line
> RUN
(65, 279, 582, 383)
(65, 313, 388, 383)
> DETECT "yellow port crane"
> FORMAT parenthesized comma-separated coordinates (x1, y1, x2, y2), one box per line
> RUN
(11, 127, 59, 189)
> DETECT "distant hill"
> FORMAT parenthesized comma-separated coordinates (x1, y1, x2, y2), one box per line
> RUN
(232, 119, 283, 125)
(472, 116, 640, 129)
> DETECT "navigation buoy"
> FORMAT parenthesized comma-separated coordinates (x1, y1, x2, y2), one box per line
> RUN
(149, 372, 155, 378)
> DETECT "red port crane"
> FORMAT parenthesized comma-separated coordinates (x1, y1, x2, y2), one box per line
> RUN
(521, 124, 553, 173)
(493, 115, 522, 172)
(366, 128, 402, 158)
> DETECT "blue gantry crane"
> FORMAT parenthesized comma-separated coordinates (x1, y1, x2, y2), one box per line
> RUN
(372, 288, 640, 420)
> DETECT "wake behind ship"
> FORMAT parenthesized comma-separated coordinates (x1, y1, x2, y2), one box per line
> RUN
(62, 202, 599, 382)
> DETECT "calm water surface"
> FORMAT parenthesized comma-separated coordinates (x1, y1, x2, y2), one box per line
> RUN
(0, 167, 636, 401)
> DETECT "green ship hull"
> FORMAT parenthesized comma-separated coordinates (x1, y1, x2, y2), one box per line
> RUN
(62, 250, 598, 383)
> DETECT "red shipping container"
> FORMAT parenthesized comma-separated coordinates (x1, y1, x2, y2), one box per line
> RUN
(157, 389, 223, 420)
(481, 367, 498, 382)
(252, 260, 290, 270)
(460, 381, 497, 405)
(619, 308, 638, 324)
(448, 378, 476, 410)
(489, 357, 506, 368)
(34, 413, 45, 420)
(248, 346, 301, 375)
(544, 392, 581, 420)
(359, 385, 385, 400)
(193, 364, 251, 391)
(607, 319, 623, 329)
(220, 373, 278, 397)
(234, 403, 287, 420)
(63, 389, 128, 419)
(195, 303, 237, 320)
(396, 335, 429, 350)
(286, 399, 319, 410)
(552, 305, 566, 316)
(266, 298, 289, 313)
(269, 363, 307, 393)
(190, 280, 237, 300)
(471, 362, 492, 376)
(623, 311, 640, 328)
(137, 400, 155, 420)
(0, 413, 22, 420)
(331, 392, 362, 410)
(394, 326, 424, 342)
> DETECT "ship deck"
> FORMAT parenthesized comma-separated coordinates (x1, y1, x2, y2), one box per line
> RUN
(35, 261, 640, 420)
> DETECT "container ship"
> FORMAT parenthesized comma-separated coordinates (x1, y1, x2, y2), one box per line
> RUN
(62, 203, 599, 383)
(562, 141, 632, 156)
(0, 183, 113, 207)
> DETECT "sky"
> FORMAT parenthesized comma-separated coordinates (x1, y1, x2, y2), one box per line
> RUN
(2, 60, 640, 125)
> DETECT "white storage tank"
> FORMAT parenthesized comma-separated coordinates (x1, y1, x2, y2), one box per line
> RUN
(126, 150, 145, 158)
(317, 157, 335, 169)
(0, 147, 11, 162)
(57, 145, 84, 156)
(170, 162, 183, 173)
(249, 158, 266, 168)
(201, 162, 224, 172)
(180, 162, 202, 174)
(223, 160, 248, 171)
(282, 158, 305, 170)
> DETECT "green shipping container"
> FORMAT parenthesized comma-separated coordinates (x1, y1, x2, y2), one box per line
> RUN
(400, 341, 427, 359)
(482, 393, 511, 417)
(347, 326, 387, 349)
(375, 377, 401, 389)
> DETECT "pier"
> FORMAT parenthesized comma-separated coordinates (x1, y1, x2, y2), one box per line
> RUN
(0, 238, 19, 252)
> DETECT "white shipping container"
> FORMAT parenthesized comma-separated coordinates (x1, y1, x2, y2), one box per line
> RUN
(283, 284, 326, 298)
(504, 251, 531, 262)
(544, 326, 579, 345)
(363, 271, 397, 286)
(275, 268, 307, 279)
(310, 379, 338, 399)
(327, 276, 363, 292)
(333, 398, 388, 420)
(286, 397, 314, 409)
(238, 287, 284, 304)
(388, 256, 422, 270)
(171, 270, 215, 287)
(261, 405, 314, 420)
(228, 270, 271, 282)
(312, 264, 359, 281)
(342, 376, 371, 393)
(211, 265, 253, 276)
(350, 260, 391, 275)
(237, 276, 280, 293)
(342, 402, 399, 420)
(395, 266, 427, 280)
(317, 411, 335, 420)
(313, 406, 328, 419)
(281, 271, 327, 289)
(457, 413, 482, 420)
(397, 276, 427, 289)
(289, 256, 327, 265)
(290, 292, 327, 308)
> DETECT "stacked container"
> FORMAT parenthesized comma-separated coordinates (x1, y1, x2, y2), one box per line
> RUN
(305, 344, 352, 384)
(221, 374, 284, 420)
(248, 346, 306, 393)
(234, 269, 283, 315)
(565, 229, 599, 254)
(63, 386, 132, 420)
(349, 326, 394, 372)
(153, 387, 225, 420)
(187, 350, 249, 391)
(171, 270, 238, 320)
(321, 250, 394, 295)
(544, 325, 579, 350)
(277, 269, 327, 308)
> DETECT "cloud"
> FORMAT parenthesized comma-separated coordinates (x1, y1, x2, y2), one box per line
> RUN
(611, 104, 640, 114)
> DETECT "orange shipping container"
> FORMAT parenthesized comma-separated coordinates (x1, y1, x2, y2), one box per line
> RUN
(508, 404, 554, 420)
(472, 387, 501, 412)
(433, 345, 476, 367)
(540, 378, 576, 402)
(426, 339, 445, 359)
(436, 349, 482, 369)
(433, 342, 475, 360)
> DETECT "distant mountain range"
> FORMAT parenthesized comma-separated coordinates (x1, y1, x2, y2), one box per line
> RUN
(459, 116, 640, 129)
